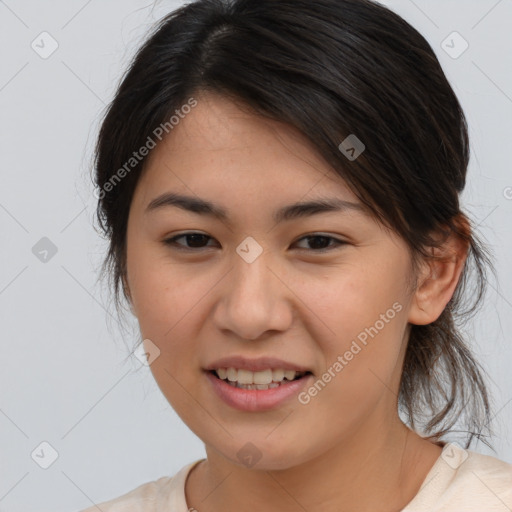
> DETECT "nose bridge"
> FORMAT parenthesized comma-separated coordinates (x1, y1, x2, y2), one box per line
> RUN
(213, 241, 292, 340)
(233, 249, 275, 303)
(232, 234, 273, 294)
(231, 244, 276, 308)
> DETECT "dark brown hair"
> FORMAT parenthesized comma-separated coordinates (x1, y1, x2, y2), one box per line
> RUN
(93, 0, 495, 449)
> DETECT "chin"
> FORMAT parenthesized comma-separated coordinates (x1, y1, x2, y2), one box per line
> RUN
(209, 436, 314, 472)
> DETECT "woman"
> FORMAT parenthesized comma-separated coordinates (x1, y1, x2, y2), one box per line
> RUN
(82, 0, 512, 510)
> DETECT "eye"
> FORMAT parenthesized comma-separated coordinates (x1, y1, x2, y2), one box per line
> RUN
(292, 234, 346, 253)
(163, 232, 217, 250)
(163, 232, 346, 253)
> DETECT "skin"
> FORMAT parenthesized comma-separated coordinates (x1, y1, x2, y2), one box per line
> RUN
(124, 93, 467, 511)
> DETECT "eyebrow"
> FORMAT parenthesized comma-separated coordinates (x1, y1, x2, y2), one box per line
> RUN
(144, 192, 366, 224)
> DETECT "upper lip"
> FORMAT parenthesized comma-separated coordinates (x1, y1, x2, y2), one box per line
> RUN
(205, 356, 311, 373)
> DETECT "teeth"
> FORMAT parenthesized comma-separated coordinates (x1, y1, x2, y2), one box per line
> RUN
(272, 369, 285, 381)
(214, 367, 306, 385)
(226, 381, 281, 390)
(254, 369, 272, 385)
(237, 369, 254, 385)
(284, 370, 296, 381)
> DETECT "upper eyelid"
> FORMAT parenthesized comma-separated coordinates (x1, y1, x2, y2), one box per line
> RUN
(165, 231, 344, 241)
(164, 232, 346, 249)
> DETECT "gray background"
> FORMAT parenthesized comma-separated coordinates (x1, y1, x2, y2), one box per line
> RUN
(0, 1, 511, 511)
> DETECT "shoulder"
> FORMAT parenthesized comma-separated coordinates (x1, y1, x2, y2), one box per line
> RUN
(405, 443, 512, 511)
(464, 446, 512, 476)
(76, 460, 202, 512)
(78, 475, 174, 512)
(453, 448, 512, 501)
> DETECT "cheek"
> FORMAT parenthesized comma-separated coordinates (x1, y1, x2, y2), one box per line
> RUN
(301, 261, 408, 352)
(296, 259, 410, 413)
(129, 259, 209, 415)
(294, 307, 408, 448)
(127, 249, 207, 360)
(129, 240, 192, 321)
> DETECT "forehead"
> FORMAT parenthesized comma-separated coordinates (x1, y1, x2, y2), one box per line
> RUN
(136, 93, 361, 209)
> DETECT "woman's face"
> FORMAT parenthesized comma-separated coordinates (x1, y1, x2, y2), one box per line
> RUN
(125, 93, 417, 470)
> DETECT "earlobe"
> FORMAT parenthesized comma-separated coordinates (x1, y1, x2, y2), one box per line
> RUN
(408, 235, 468, 326)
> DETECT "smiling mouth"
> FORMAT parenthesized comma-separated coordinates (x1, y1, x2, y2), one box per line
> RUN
(209, 368, 313, 390)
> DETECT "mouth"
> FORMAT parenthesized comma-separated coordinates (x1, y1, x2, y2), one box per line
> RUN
(209, 368, 312, 390)
(204, 356, 314, 411)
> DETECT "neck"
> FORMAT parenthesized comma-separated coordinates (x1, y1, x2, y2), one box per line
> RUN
(186, 416, 442, 512)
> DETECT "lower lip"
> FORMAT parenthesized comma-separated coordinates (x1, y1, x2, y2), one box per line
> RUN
(205, 371, 312, 412)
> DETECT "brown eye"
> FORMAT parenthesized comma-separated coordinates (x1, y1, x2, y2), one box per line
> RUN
(163, 232, 217, 250)
(162, 232, 346, 253)
(293, 234, 346, 253)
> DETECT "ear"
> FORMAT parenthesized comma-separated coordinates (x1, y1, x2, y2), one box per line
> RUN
(408, 228, 468, 326)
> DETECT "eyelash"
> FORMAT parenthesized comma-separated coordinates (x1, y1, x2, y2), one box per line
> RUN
(162, 232, 346, 253)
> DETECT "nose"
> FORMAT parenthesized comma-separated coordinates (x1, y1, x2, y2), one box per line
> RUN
(212, 251, 294, 341)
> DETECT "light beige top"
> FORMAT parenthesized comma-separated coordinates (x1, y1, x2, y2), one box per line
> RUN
(78, 443, 512, 511)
